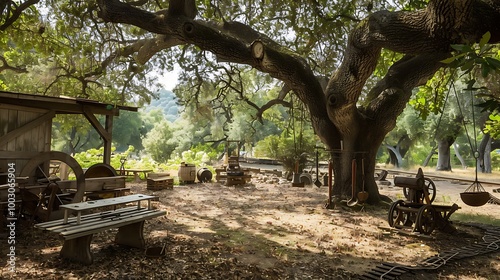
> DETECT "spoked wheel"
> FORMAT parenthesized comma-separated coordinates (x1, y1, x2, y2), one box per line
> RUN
(403, 177, 437, 203)
(415, 205, 437, 235)
(19, 151, 85, 221)
(388, 200, 406, 227)
(423, 178, 436, 203)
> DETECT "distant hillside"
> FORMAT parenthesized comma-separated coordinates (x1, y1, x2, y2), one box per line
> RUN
(144, 89, 180, 122)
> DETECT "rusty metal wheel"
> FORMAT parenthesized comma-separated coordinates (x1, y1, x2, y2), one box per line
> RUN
(388, 200, 405, 227)
(423, 178, 436, 203)
(415, 205, 437, 235)
(20, 151, 85, 204)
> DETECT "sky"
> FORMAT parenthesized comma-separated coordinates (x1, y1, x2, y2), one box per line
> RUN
(158, 66, 180, 91)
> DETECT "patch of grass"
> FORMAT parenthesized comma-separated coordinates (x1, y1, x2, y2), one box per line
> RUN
(452, 212, 500, 226)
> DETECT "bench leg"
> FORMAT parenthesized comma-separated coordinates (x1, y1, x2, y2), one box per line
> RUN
(60, 234, 93, 265)
(115, 221, 145, 248)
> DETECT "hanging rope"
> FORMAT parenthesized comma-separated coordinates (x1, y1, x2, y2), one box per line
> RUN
(427, 72, 456, 159)
(451, 81, 490, 206)
(431, 88, 451, 146)
(451, 82, 477, 160)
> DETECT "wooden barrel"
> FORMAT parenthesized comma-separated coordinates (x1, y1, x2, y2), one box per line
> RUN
(196, 168, 212, 182)
(178, 163, 196, 183)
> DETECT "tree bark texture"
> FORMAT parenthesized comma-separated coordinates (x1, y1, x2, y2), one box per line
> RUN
(97, 0, 500, 204)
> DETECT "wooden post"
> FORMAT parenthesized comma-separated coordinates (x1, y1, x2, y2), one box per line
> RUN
(103, 115, 113, 165)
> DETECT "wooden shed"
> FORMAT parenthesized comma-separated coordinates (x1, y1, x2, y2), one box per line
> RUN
(0, 90, 137, 184)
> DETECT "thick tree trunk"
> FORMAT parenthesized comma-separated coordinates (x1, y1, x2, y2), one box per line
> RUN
(478, 134, 492, 173)
(330, 121, 386, 204)
(436, 138, 452, 171)
(385, 145, 403, 168)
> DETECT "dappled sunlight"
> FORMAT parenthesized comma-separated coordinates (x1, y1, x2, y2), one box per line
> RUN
(2, 177, 498, 279)
(139, 181, 455, 272)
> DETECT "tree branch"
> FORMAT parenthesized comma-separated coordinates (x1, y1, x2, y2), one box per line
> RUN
(326, 0, 500, 138)
(97, 0, 336, 146)
(0, 0, 40, 31)
(0, 56, 28, 73)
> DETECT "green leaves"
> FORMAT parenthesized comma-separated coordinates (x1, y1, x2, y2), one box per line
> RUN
(441, 32, 500, 78)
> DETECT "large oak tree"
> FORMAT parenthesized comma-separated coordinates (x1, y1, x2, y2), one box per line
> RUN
(100, 0, 498, 203)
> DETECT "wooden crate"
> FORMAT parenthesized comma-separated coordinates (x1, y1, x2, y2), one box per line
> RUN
(148, 172, 170, 179)
(147, 177, 173, 190)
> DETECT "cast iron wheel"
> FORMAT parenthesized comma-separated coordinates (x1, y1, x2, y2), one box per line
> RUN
(423, 178, 437, 203)
(388, 200, 406, 227)
(415, 205, 437, 235)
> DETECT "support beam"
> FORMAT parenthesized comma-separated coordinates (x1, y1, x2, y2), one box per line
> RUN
(104, 115, 114, 164)
(83, 108, 113, 164)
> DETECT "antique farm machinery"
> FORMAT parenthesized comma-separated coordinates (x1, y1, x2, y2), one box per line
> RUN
(13, 151, 86, 222)
(388, 168, 460, 235)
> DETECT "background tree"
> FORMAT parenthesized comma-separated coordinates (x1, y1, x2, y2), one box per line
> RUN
(143, 118, 176, 162)
(112, 110, 145, 151)
(383, 106, 425, 168)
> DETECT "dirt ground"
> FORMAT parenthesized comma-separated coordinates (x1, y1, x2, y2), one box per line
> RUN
(1, 168, 499, 279)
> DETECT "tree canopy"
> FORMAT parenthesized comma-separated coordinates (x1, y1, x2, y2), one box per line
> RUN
(2, 0, 500, 204)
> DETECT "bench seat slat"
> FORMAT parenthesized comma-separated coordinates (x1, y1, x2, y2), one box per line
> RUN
(60, 194, 156, 211)
(50, 208, 155, 233)
(60, 210, 165, 239)
(37, 208, 160, 233)
(35, 206, 140, 229)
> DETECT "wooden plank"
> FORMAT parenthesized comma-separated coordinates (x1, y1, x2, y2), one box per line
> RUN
(83, 109, 111, 142)
(148, 172, 170, 179)
(0, 111, 55, 148)
(0, 108, 10, 137)
(57, 176, 126, 191)
(6, 109, 17, 152)
(55, 208, 158, 234)
(103, 114, 113, 164)
(0, 103, 49, 114)
(15, 109, 26, 152)
(35, 206, 140, 229)
(60, 194, 156, 211)
(60, 210, 165, 239)
(41, 114, 52, 152)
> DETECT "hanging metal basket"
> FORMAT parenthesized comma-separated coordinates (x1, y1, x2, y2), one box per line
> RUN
(460, 181, 490, 207)
(460, 192, 490, 207)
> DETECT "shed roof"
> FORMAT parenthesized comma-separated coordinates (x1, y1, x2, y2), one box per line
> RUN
(0, 90, 138, 115)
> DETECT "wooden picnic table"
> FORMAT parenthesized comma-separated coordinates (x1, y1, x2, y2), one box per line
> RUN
(121, 169, 152, 182)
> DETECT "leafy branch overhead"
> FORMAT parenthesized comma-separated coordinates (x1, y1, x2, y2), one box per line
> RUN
(98, 0, 500, 140)
(3, 0, 500, 203)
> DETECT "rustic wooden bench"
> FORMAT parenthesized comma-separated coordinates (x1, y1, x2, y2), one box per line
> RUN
(35, 194, 165, 264)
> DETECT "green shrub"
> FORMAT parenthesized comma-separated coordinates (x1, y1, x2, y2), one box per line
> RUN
(254, 130, 318, 172)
